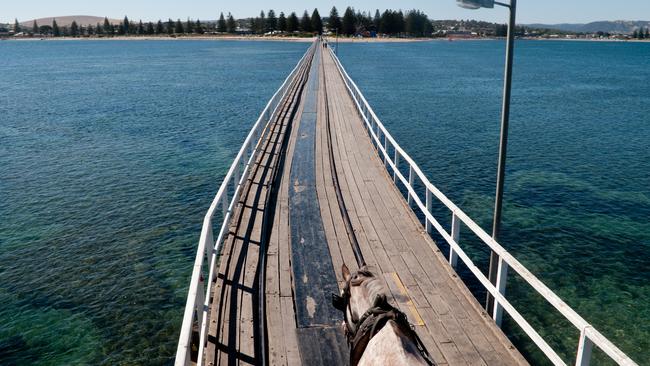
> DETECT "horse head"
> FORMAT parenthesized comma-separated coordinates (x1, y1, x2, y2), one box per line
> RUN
(332, 264, 387, 338)
(332, 264, 434, 366)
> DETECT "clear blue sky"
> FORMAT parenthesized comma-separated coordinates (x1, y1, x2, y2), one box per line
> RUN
(2, 0, 649, 24)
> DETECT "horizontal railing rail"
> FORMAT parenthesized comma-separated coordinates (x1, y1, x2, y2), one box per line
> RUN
(327, 46, 637, 366)
(175, 43, 314, 366)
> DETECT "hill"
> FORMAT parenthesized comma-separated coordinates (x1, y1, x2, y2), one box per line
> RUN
(20, 16, 121, 27)
(525, 20, 650, 34)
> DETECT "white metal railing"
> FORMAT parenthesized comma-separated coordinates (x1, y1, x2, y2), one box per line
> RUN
(327, 47, 638, 366)
(175, 43, 313, 366)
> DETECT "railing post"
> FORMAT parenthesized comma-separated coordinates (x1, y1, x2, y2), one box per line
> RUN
(425, 189, 433, 234)
(234, 162, 240, 188)
(393, 151, 399, 183)
(492, 257, 508, 327)
(242, 149, 249, 169)
(194, 274, 205, 349)
(376, 129, 381, 150)
(375, 123, 381, 143)
(383, 136, 388, 165)
(222, 193, 229, 218)
(206, 222, 215, 260)
(407, 166, 414, 205)
(449, 213, 460, 268)
(576, 327, 594, 366)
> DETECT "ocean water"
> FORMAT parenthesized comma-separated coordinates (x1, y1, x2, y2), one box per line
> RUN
(337, 40, 650, 364)
(0, 40, 309, 365)
(0, 39, 647, 365)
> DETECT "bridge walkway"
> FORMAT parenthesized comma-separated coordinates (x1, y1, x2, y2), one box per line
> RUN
(203, 43, 528, 366)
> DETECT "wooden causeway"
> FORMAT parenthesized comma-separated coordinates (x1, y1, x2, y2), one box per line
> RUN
(202, 44, 529, 366)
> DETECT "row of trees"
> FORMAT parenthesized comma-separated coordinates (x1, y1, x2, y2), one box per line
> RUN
(217, 7, 433, 37)
(632, 27, 649, 39)
(15, 16, 221, 37)
(12, 6, 434, 38)
(330, 7, 432, 36)
(231, 9, 324, 35)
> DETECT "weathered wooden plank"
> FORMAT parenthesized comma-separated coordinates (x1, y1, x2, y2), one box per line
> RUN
(280, 296, 302, 366)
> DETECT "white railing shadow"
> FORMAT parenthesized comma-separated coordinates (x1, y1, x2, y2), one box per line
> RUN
(327, 46, 637, 366)
(175, 43, 314, 366)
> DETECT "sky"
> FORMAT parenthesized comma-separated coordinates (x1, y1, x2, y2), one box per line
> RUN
(2, 0, 649, 25)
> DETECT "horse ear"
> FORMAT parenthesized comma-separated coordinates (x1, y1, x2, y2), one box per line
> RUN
(342, 264, 351, 281)
(332, 293, 346, 311)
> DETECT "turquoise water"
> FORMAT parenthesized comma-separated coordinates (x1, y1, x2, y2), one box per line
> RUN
(338, 40, 650, 364)
(0, 39, 647, 365)
(0, 40, 309, 365)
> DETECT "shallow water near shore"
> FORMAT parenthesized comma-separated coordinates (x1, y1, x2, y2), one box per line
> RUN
(1, 39, 648, 365)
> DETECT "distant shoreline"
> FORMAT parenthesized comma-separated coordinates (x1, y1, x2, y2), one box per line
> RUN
(1, 35, 430, 43)
(3, 34, 649, 43)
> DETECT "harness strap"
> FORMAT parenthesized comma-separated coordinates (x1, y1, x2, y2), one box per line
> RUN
(347, 304, 436, 366)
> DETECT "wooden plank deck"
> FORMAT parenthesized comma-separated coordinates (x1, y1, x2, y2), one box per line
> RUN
(203, 43, 529, 366)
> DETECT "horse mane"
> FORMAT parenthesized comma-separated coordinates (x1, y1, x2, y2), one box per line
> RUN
(356, 268, 387, 307)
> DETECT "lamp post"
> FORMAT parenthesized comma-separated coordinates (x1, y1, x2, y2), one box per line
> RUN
(456, 0, 517, 323)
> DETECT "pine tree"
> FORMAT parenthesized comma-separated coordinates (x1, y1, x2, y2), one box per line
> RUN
(52, 19, 60, 37)
(342, 7, 356, 35)
(195, 19, 204, 34)
(300, 10, 312, 32)
(104, 17, 112, 35)
(167, 19, 174, 35)
(70, 21, 79, 36)
(278, 12, 287, 32)
(146, 22, 155, 35)
(373, 10, 381, 31)
(185, 18, 193, 33)
(217, 13, 227, 32)
(248, 17, 260, 34)
(96, 22, 103, 35)
(395, 10, 406, 34)
(258, 11, 266, 33)
(287, 12, 299, 33)
(310, 9, 323, 35)
(645, 27, 649, 39)
(156, 20, 164, 34)
(32, 20, 39, 34)
(175, 19, 184, 34)
(267, 10, 277, 31)
(639, 28, 645, 39)
(226, 13, 237, 33)
(328, 7, 341, 33)
(136, 20, 144, 35)
(123, 16, 130, 34)
(14, 19, 20, 33)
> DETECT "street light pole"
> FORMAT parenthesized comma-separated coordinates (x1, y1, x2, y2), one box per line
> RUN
(486, 0, 517, 316)
(456, 0, 518, 318)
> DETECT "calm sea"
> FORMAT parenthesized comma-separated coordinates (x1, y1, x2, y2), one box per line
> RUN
(1, 39, 648, 365)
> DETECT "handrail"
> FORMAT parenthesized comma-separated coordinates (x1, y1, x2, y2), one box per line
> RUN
(175, 42, 314, 366)
(327, 46, 637, 366)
